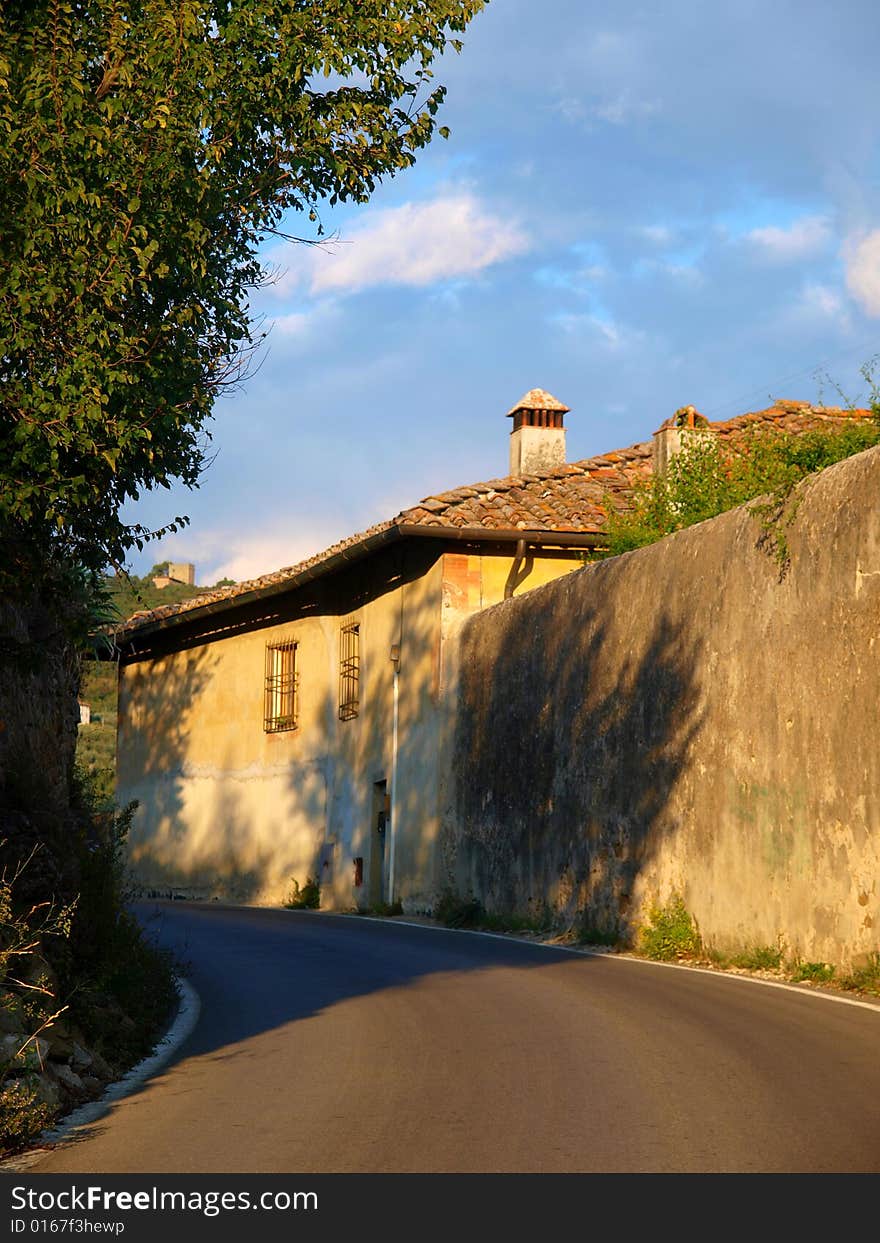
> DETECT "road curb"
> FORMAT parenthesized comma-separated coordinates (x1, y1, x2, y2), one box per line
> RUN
(333, 911, 880, 1016)
(0, 976, 201, 1172)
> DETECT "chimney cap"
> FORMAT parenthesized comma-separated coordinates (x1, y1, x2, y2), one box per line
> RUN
(655, 404, 709, 433)
(506, 388, 570, 417)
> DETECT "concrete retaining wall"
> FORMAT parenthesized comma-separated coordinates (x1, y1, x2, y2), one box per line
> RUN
(444, 445, 880, 968)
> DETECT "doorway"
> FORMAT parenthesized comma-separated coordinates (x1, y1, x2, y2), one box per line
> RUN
(369, 779, 389, 906)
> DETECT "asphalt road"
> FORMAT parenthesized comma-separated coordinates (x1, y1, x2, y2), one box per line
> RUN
(26, 902, 880, 1173)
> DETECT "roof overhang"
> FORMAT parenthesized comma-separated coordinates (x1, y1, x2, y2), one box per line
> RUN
(112, 523, 604, 649)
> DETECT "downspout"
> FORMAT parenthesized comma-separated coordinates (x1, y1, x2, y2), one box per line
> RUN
(504, 537, 527, 599)
(388, 562, 405, 905)
(388, 643, 400, 904)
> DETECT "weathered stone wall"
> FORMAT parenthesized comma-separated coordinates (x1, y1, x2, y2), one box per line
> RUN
(0, 594, 82, 902)
(444, 445, 880, 968)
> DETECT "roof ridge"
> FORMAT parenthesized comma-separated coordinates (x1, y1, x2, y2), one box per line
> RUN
(116, 402, 872, 638)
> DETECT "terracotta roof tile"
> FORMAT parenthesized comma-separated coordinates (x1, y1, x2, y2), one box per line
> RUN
(115, 400, 873, 637)
(506, 388, 570, 416)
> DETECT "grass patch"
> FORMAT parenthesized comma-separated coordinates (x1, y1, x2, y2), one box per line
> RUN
(728, 944, 784, 971)
(638, 894, 701, 961)
(837, 952, 880, 996)
(284, 877, 320, 910)
(789, 960, 836, 984)
(432, 892, 550, 934)
(367, 899, 403, 917)
(478, 910, 551, 934)
(576, 921, 621, 947)
(433, 892, 486, 929)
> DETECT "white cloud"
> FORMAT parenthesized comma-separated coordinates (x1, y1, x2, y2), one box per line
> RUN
(593, 89, 660, 126)
(153, 523, 352, 587)
(640, 225, 674, 245)
(554, 89, 659, 129)
(844, 229, 880, 316)
(551, 310, 645, 353)
(271, 311, 311, 337)
(801, 282, 844, 319)
(746, 215, 831, 261)
(273, 194, 529, 298)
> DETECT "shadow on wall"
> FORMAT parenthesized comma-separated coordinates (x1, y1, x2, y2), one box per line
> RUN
(451, 590, 705, 940)
(127, 638, 338, 904)
(123, 643, 216, 895)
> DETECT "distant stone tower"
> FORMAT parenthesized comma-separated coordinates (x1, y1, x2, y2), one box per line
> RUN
(168, 562, 196, 586)
(507, 388, 570, 476)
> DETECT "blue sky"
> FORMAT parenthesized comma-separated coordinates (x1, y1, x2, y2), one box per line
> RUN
(125, 0, 880, 583)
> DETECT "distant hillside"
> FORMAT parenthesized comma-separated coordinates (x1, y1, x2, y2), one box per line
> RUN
(106, 565, 232, 624)
(76, 566, 235, 802)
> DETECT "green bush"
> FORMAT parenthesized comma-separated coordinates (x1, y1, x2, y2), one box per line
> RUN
(790, 960, 836, 984)
(638, 895, 701, 961)
(285, 877, 320, 910)
(728, 944, 784, 971)
(837, 953, 880, 996)
(605, 420, 880, 559)
(577, 921, 621, 947)
(368, 899, 404, 917)
(65, 768, 179, 1069)
(0, 1078, 55, 1153)
(433, 891, 485, 929)
(1, 765, 180, 1155)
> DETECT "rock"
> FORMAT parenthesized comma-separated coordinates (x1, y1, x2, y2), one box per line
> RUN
(50, 1062, 84, 1094)
(0, 1032, 23, 1069)
(80, 1075, 103, 1095)
(43, 1016, 87, 1061)
(89, 1049, 114, 1080)
(27, 1071, 62, 1111)
(71, 1041, 93, 1070)
(45, 1029, 76, 1060)
(3, 1034, 51, 1072)
(0, 994, 27, 1035)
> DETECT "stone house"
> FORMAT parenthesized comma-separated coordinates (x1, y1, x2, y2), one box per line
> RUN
(112, 392, 872, 911)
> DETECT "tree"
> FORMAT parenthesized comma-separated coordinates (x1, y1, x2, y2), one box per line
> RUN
(0, 0, 484, 578)
(605, 418, 880, 559)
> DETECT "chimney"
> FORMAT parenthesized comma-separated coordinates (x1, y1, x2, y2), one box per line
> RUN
(507, 388, 570, 476)
(652, 405, 709, 474)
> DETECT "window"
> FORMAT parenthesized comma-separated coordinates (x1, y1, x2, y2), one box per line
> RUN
(338, 622, 360, 720)
(264, 639, 298, 732)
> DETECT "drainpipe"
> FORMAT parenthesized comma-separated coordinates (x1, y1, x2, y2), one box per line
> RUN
(388, 641, 400, 904)
(504, 537, 528, 599)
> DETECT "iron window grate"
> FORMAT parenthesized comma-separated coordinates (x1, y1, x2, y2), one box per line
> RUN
(264, 639, 299, 732)
(339, 622, 359, 721)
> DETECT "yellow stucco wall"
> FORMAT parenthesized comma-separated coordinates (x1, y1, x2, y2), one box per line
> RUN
(117, 541, 584, 911)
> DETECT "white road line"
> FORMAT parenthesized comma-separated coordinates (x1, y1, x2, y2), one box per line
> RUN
(342, 913, 880, 1016)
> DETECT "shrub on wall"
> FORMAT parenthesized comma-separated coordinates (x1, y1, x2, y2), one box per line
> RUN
(606, 419, 880, 558)
(638, 895, 702, 961)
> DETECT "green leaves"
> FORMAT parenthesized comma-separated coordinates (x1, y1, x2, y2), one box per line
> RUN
(605, 419, 880, 558)
(0, 0, 485, 575)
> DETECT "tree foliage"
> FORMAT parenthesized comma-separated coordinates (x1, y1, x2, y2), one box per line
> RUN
(0, 0, 484, 577)
(605, 417, 880, 558)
